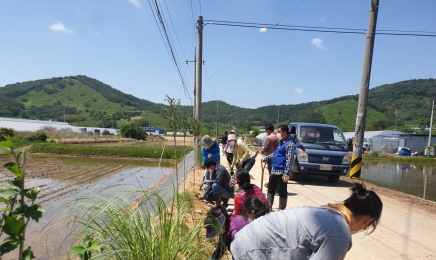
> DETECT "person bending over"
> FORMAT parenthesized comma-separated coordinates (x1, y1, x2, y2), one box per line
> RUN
(230, 182, 383, 260)
(204, 198, 268, 260)
(232, 170, 269, 216)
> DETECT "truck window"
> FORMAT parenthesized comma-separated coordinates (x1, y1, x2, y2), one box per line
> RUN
(300, 126, 345, 145)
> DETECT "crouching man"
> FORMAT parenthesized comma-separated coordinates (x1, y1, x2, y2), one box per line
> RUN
(202, 158, 234, 207)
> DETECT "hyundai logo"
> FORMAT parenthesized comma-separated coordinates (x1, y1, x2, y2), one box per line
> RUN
(322, 157, 330, 161)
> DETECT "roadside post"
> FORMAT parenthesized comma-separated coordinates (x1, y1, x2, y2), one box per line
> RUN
(350, 0, 379, 179)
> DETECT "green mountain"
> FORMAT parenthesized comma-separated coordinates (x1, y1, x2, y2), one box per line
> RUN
(0, 76, 435, 133)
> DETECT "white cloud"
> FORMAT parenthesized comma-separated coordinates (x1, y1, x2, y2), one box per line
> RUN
(320, 17, 325, 22)
(49, 22, 73, 33)
(129, 0, 142, 8)
(311, 38, 324, 49)
(294, 88, 304, 95)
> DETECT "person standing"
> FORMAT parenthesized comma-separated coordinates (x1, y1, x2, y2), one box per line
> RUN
(263, 125, 295, 211)
(223, 133, 236, 166)
(230, 182, 383, 260)
(220, 131, 228, 151)
(260, 124, 279, 187)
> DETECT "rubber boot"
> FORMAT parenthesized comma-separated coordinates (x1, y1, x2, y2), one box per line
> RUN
(279, 197, 288, 210)
(214, 193, 222, 206)
(267, 193, 274, 211)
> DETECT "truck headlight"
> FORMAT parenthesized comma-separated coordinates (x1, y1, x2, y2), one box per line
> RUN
(298, 150, 308, 162)
(342, 153, 350, 164)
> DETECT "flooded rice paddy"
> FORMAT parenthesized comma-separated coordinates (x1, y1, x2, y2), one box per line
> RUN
(361, 162, 436, 202)
(0, 154, 175, 259)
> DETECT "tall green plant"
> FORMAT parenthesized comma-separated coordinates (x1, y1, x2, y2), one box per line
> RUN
(164, 95, 182, 193)
(0, 140, 44, 259)
(66, 188, 212, 259)
(189, 117, 201, 184)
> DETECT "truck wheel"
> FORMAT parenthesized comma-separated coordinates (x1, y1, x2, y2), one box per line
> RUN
(328, 175, 340, 183)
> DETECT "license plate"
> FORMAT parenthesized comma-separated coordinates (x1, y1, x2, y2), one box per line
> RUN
(320, 164, 332, 171)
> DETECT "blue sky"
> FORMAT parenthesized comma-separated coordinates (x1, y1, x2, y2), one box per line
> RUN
(0, 0, 435, 109)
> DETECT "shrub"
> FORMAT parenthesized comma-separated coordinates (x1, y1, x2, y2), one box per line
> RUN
(119, 121, 146, 140)
(27, 130, 48, 142)
(0, 127, 14, 141)
(102, 129, 111, 135)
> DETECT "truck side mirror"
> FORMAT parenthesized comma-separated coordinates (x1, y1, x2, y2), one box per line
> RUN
(347, 138, 352, 146)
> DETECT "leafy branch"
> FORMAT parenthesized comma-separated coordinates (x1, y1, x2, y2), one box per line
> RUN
(0, 139, 44, 260)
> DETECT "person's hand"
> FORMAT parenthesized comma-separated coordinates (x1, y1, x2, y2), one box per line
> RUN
(261, 158, 265, 163)
(282, 175, 289, 183)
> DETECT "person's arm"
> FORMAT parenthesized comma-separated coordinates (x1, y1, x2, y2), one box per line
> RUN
(309, 236, 351, 260)
(232, 195, 243, 216)
(202, 149, 207, 164)
(239, 143, 251, 163)
(284, 143, 296, 177)
(231, 146, 238, 169)
(261, 137, 271, 155)
(264, 152, 274, 161)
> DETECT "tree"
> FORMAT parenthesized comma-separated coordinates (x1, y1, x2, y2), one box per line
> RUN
(119, 121, 146, 140)
(372, 120, 388, 130)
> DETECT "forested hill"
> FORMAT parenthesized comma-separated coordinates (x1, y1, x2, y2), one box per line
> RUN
(0, 76, 435, 132)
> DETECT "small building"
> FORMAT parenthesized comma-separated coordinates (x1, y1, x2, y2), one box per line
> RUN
(343, 130, 404, 153)
(140, 126, 164, 135)
(398, 134, 436, 154)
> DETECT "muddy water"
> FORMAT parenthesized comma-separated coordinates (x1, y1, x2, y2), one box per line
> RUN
(0, 155, 175, 260)
(361, 162, 436, 202)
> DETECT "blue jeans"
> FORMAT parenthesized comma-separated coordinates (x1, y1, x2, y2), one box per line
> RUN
(241, 157, 255, 172)
(212, 183, 234, 199)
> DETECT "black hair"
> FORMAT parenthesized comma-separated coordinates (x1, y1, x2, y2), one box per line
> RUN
(277, 125, 290, 135)
(241, 197, 268, 219)
(344, 182, 383, 234)
(236, 170, 253, 191)
(224, 131, 228, 135)
(204, 205, 230, 243)
(205, 158, 217, 168)
(265, 124, 274, 132)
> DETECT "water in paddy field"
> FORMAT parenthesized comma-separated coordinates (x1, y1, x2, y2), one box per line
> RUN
(361, 162, 436, 202)
(0, 155, 176, 260)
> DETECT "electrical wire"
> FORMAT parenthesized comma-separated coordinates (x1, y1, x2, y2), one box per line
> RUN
(147, 0, 192, 100)
(206, 20, 436, 37)
(208, 0, 306, 78)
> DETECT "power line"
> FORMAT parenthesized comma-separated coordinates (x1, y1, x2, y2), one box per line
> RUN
(206, 20, 436, 37)
(147, 0, 192, 100)
(208, 0, 306, 78)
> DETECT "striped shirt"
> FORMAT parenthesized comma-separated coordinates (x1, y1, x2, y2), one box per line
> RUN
(265, 136, 295, 177)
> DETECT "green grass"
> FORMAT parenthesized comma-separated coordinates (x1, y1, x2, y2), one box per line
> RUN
(30, 143, 193, 160)
(55, 188, 212, 259)
(315, 100, 389, 132)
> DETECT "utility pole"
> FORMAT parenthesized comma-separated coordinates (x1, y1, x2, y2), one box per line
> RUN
(350, 0, 379, 180)
(277, 106, 280, 128)
(186, 48, 197, 118)
(427, 100, 434, 157)
(195, 16, 203, 123)
(216, 101, 219, 140)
